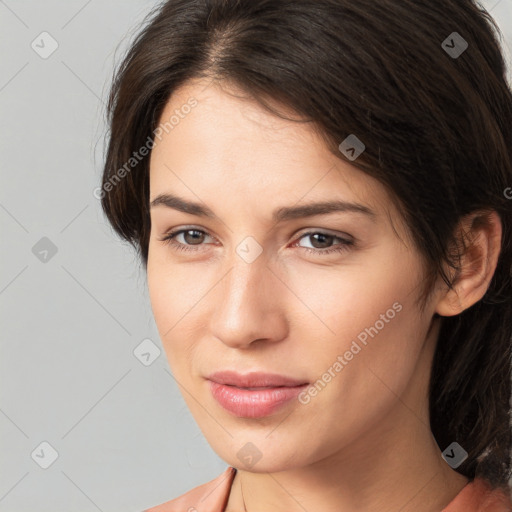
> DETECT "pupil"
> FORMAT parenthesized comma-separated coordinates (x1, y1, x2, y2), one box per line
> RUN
(311, 233, 332, 248)
(185, 230, 203, 244)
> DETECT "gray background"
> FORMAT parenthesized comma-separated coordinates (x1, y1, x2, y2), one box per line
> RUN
(0, 1, 511, 511)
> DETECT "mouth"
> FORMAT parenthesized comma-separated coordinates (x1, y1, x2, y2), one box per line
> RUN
(206, 370, 309, 388)
(206, 371, 309, 418)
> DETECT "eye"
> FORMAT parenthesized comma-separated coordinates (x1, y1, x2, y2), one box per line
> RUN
(158, 228, 215, 253)
(158, 227, 354, 256)
(293, 231, 354, 256)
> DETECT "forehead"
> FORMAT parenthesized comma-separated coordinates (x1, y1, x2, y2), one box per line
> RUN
(149, 79, 398, 229)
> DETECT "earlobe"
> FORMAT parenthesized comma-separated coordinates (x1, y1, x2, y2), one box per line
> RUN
(435, 210, 502, 317)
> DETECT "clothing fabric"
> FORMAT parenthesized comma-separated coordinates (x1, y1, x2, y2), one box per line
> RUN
(144, 466, 512, 511)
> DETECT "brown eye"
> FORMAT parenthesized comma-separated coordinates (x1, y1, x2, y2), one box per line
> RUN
(159, 228, 215, 252)
(180, 230, 206, 245)
(305, 233, 336, 249)
(294, 231, 354, 256)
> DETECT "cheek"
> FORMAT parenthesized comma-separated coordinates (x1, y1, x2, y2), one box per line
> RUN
(289, 254, 426, 410)
(287, 298, 425, 462)
(147, 240, 201, 323)
(284, 250, 416, 348)
(146, 244, 197, 363)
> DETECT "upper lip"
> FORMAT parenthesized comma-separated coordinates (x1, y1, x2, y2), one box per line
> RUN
(206, 371, 309, 388)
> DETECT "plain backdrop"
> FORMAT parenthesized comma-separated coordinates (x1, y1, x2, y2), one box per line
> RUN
(1, 1, 511, 510)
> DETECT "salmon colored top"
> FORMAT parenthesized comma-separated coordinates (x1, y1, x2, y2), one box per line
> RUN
(144, 466, 512, 512)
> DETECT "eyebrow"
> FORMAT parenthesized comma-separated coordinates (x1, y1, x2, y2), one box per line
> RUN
(150, 193, 376, 222)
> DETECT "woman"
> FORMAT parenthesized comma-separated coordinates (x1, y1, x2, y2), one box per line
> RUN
(100, 0, 512, 510)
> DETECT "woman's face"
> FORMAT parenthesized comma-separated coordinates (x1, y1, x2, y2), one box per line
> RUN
(147, 79, 439, 472)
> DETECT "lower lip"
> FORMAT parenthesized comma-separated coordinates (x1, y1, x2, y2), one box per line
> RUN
(208, 381, 308, 418)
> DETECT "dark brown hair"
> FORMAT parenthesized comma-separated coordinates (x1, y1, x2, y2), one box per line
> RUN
(101, 0, 512, 491)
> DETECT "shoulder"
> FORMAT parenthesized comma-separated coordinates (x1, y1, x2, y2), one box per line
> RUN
(143, 466, 237, 512)
(443, 477, 512, 512)
(474, 478, 512, 512)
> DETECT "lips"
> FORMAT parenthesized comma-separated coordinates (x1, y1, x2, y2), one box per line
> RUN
(206, 371, 309, 418)
(206, 370, 309, 388)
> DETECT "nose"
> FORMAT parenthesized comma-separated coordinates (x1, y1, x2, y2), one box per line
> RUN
(209, 249, 288, 350)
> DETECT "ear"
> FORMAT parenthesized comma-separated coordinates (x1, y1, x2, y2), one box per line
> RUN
(435, 210, 502, 317)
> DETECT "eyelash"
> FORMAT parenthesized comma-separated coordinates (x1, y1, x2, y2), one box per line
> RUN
(158, 228, 354, 256)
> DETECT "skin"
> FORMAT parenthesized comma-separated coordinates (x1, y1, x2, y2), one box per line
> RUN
(146, 78, 502, 512)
